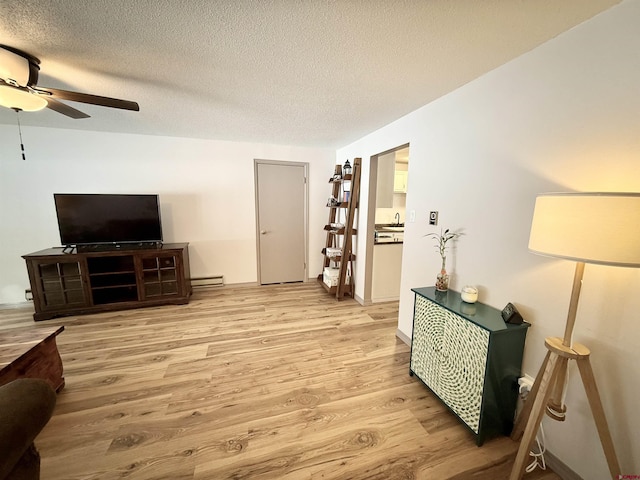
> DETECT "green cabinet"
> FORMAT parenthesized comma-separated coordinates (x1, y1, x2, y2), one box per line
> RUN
(410, 287, 529, 445)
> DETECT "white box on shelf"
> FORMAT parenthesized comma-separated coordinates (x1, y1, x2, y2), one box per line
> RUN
(323, 272, 338, 287)
(322, 267, 350, 287)
(325, 247, 341, 258)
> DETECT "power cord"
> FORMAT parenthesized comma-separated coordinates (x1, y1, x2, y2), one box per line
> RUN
(518, 381, 548, 473)
(525, 423, 547, 473)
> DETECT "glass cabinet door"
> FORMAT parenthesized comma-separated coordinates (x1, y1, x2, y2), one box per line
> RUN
(141, 254, 179, 298)
(37, 260, 88, 309)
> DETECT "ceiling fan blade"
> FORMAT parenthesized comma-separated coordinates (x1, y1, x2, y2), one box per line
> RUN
(35, 87, 139, 111)
(45, 97, 90, 119)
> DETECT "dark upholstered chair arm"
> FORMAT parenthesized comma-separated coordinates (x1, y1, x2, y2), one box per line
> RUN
(0, 379, 56, 480)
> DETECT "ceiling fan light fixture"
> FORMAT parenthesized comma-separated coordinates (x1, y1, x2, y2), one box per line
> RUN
(0, 84, 47, 111)
(0, 47, 31, 87)
(1, 45, 138, 118)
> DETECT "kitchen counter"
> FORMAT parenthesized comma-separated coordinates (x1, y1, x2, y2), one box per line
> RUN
(374, 224, 404, 244)
(375, 223, 404, 231)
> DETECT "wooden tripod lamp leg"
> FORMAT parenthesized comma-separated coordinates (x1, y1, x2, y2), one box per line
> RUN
(512, 340, 622, 480)
(509, 352, 562, 480)
(575, 356, 621, 478)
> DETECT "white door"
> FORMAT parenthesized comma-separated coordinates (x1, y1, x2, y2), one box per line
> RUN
(255, 161, 307, 284)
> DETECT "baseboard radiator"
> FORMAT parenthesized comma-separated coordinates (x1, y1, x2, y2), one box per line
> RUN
(190, 275, 224, 288)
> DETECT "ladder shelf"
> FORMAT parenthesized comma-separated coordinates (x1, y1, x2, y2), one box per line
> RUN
(317, 158, 361, 299)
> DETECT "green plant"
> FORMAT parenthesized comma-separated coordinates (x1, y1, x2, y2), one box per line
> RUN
(425, 228, 462, 271)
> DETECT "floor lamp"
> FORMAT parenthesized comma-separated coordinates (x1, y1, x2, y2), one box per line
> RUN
(509, 192, 640, 480)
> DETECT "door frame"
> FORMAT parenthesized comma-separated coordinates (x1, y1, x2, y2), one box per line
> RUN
(254, 159, 310, 284)
(362, 143, 410, 304)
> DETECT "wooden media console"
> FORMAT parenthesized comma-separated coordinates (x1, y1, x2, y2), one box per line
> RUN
(23, 243, 191, 321)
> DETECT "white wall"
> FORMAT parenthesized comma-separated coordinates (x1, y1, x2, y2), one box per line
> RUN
(0, 128, 334, 303)
(338, 1, 640, 478)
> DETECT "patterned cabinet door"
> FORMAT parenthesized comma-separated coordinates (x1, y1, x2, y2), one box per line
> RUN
(438, 310, 489, 433)
(410, 296, 446, 392)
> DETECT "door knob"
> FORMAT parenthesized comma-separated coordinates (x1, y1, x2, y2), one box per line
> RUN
(260, 230, 267, 235)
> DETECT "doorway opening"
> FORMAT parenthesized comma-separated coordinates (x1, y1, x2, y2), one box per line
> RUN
(362, 144, 409, 304)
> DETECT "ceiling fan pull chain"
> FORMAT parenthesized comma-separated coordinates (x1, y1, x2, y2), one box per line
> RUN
(14, 108, 27, 161)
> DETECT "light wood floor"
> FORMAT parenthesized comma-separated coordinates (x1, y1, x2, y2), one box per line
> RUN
(0, 283, 561, 480)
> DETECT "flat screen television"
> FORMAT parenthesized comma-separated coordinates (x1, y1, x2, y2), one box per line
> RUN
(54, 193, 163, 246)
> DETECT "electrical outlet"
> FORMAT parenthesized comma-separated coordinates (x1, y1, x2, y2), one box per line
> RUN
(518, 375, 535, 397)
(429, 211, 438, 225)
(25, 289, 33, 301)
(409, 210, 416, 223)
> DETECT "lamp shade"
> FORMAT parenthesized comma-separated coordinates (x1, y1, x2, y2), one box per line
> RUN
(529, 192, 640, 267)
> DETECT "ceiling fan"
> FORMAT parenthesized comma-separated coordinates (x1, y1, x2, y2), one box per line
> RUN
(0, 45, 139, 118)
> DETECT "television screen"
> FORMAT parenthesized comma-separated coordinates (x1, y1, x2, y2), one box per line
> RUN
(54, 194, 163, 246)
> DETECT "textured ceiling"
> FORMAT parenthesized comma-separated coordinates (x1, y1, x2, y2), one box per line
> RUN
(0, 0, 621, 148)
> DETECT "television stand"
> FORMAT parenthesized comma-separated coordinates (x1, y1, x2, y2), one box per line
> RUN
(23, 243, 191, 321)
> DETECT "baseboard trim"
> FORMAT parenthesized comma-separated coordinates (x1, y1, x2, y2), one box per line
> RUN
(221, 281, 259, 288)
(371, 296, 400, 303)
(395, 328, 411, 346)
(354, 294, 370, 306)
(545, 450, 583, 480)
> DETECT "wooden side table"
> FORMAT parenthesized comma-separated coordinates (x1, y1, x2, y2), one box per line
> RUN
(0, 325, 65, 392)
